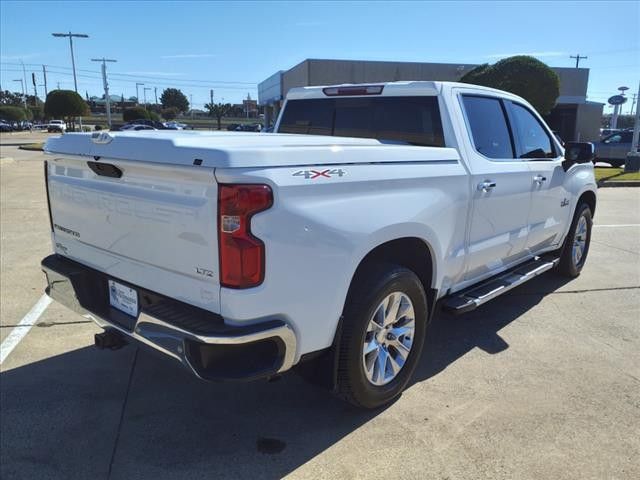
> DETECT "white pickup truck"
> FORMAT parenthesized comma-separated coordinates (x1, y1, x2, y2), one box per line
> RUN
(42, 81, 597, 408)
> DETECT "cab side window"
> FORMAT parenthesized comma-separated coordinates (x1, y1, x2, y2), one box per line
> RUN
(510, 103, 556, 159)
(462, 95, 515, 159)
(603, 132, 631, 144)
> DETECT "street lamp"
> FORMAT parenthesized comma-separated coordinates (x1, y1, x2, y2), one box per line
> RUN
(136, 83, 144, 105)
(51, 32, 89, 93)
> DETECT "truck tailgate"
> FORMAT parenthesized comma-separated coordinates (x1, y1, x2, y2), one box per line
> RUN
(46, 155, 220, 313)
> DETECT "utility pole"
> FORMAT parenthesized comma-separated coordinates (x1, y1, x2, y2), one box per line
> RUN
(136, 82, 144, 104)
(51, 32, 89, 93)
(20, 60, 27, 96)
(31, 72, 38, 101)
(13, 79, 26, 107)
(154, 86, 158, 105)
(190, 94, 194, 119)
(42, 65, 48, 97)
(630, 93, 637, 116)
(210, 89, 214, 106)
(91, 57, 117, 128)
(143, 87, 151, 108)
(570, 54, 587, 68)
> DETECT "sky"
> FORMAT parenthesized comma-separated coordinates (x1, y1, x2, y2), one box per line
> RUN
(1, 0, 638, 111)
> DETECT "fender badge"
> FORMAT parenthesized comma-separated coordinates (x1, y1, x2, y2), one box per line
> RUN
(91, 132, 114, 144)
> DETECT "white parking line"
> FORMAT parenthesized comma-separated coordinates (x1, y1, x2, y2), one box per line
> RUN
(594, 224, 640, 228)
(0, 294, 52, 365)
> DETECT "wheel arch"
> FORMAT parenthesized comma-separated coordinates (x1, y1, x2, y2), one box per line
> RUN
(578, 189, 597, 217)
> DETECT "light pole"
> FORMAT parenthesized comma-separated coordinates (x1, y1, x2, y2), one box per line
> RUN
(12, 79, 26, 107)
(51, 32, 89, 93)
(91, 57, 117, 128)
(136, 83, 144, 105)
(143, 87, 151, 108)
(611, 86, 629, 130)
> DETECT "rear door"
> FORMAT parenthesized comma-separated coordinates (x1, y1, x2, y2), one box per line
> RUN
(47, 155, 221, 313)
(506, 101, 571, 253)
(455, 92, 534, 283)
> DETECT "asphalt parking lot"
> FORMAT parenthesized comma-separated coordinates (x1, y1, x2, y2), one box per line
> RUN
(1, 133, 639, 480)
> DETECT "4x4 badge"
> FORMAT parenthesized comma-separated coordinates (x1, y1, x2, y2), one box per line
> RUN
(561, 198, 569, 207)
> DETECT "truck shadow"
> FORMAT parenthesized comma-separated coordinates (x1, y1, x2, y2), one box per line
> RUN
(0, 273, 571, 480)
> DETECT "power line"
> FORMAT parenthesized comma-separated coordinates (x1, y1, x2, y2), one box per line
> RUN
(1, 62, 257, 85)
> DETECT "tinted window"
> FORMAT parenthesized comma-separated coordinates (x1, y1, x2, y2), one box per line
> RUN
(278, 96, 444, 147)
(462, 96, 514, 159)
(510, 103, 555, 159)
(604, 132, 632, 144)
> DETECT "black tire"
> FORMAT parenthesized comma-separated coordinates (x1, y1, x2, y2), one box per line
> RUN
(609, 160, 624, 168)
(336, 263, 427, 409)
(557, 203, 592, 277)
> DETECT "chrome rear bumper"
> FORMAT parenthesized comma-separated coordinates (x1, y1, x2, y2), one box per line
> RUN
(41, 254, 296, 381)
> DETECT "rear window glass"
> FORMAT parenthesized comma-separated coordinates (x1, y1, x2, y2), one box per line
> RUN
(278, 96, 445, 147)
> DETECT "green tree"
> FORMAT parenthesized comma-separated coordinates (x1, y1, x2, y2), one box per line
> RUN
(0, 90, 24, 106)
(0, 105, 28, 121)
(460, 56, 560, 114)
(162, 107, 179, 120)
(123, 106, 150, 122)
(44, 90, 89, 130)
(205, 102, 231, 130)
(160, 88, 189, 113)
(28, 104, 44, 121)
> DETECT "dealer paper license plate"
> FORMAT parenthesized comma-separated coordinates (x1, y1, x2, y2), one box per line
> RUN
(108, 280, 138, 317)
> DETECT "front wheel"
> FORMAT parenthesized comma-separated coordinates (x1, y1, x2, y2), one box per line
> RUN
(336, 263, 427, 409)
(557, 203, 593, 277)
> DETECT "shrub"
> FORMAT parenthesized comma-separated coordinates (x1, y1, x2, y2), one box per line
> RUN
(44, 90, 89, 120)
(123, 106, 150, 122)
(460, 55, 560, 114)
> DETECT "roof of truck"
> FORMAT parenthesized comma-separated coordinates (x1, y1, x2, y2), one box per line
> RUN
(285, 80, 524, 102)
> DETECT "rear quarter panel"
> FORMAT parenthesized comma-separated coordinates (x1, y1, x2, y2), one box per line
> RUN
(215, 157, 469, 358)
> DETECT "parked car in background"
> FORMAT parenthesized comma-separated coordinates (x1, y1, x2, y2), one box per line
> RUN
(164, 121, 190, 130)
(121, 119, 167, 130)
(47, 120, 67, 133)
(594, 130, 637, 168)
(235, 123, 263, 132)
(0, 120, 13, 132)
(599, 128, 623, 138)
(120, 124, 157, 131)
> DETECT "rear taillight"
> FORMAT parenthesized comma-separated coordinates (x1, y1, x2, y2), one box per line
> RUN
(218, 184, 273, 288)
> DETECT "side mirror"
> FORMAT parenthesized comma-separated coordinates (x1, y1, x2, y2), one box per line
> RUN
(562, 142, 595, 171)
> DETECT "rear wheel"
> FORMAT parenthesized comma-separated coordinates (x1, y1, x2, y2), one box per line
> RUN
(336, 263, 427, 409)
(557, 203, 592, 277)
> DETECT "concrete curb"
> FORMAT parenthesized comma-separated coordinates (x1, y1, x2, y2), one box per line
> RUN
(597, 180, 640, 188)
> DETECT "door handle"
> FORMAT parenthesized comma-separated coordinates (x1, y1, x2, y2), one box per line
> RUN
(533, 175, 547, 184)
(477, 180, 497, 192)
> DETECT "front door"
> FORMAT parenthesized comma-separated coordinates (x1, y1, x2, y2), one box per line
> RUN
(506, 101, 572, 252)
(456, 93, 534, 283)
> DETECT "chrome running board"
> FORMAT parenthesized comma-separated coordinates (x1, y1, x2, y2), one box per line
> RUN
(442, 256, 559, 315)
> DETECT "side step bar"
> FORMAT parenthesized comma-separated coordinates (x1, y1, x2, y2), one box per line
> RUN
(442, 256, 559, 315)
